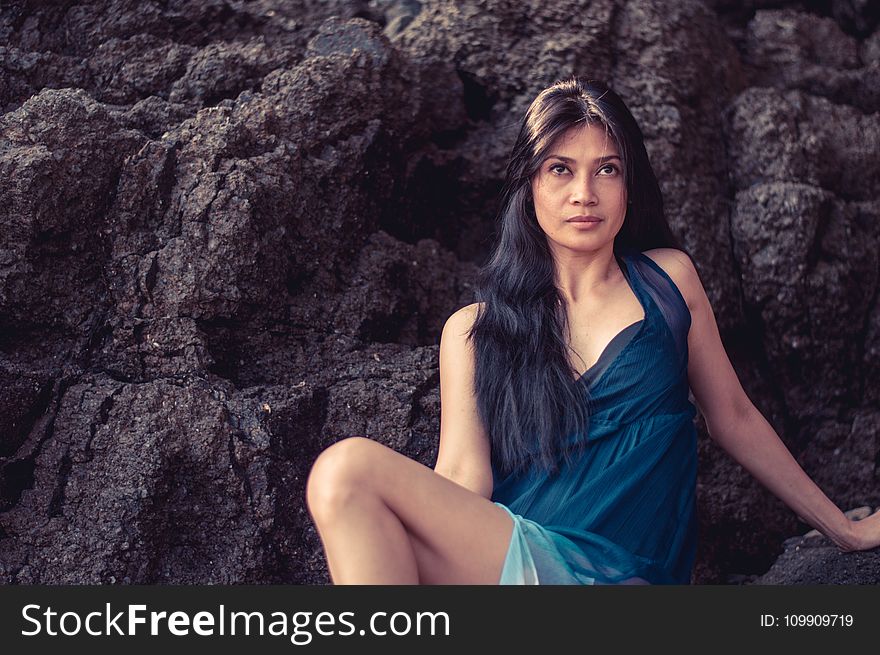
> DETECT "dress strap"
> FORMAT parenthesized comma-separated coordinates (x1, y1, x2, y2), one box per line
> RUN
(631, 252, 690, 317)
(618, 249, 654, 325)
(626, 251, 691, 363)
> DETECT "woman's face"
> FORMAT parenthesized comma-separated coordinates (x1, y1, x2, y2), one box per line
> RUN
(530, 123, 627, 257)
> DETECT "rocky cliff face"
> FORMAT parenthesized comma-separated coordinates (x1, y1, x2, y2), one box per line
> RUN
(1, 0, 877, 584)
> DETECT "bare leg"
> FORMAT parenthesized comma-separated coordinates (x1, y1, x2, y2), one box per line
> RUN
(306, 437, 514, 584)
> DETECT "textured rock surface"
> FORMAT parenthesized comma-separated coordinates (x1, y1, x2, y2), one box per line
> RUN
(1, 0, 879, 584)
(753, 506, 880, 584)
(742, 9, 880, 113)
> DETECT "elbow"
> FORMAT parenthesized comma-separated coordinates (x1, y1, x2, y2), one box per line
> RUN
(705, 397, 757, 446)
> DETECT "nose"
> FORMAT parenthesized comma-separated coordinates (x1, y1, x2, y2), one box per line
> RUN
(569, 174, 598, 206)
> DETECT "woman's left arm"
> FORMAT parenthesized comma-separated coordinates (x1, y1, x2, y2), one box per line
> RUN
(647, 248, 880, 553)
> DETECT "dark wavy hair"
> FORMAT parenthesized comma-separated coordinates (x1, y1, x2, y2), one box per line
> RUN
(468, 76, 687, 478)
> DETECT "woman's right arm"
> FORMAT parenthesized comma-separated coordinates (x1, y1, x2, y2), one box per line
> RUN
(433, 303, 495, 500)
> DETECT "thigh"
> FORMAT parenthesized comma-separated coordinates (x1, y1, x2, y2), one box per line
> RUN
(307, 436, 514, 584)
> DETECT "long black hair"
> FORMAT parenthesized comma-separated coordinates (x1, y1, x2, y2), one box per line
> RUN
(468, 76, 686, 478)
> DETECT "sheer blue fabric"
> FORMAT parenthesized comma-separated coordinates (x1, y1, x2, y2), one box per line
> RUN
(490, 249, 698, 585)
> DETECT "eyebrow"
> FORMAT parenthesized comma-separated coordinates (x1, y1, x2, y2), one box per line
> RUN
(544, 154, 621, 164)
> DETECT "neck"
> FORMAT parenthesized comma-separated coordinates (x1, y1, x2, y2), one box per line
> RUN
(552, 246, 620, 304)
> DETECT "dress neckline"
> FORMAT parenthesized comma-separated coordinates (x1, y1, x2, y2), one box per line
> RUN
(573, 251, 649, 387)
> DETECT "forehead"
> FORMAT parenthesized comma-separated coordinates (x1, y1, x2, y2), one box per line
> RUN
(546, 123, 620, 158)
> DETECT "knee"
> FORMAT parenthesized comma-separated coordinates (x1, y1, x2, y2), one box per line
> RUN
(306, 436, 375, 518)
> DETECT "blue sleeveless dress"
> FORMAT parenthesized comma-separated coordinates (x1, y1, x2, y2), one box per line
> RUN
(490, 249, 698, 585)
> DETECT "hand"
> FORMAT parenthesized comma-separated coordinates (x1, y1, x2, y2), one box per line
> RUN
(841, 507, 880, 553)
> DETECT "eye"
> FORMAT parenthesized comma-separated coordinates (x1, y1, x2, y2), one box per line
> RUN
(548, 163, 570, 175)
(598, 163, 619, 175)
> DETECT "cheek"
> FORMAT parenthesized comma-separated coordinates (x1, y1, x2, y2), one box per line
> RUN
(530, 177, 546, 199)
(531, 186, 549, 211)
(612, 183, 627, 208)
(533, 178, 563, 205)
(531, 193, 556, 229)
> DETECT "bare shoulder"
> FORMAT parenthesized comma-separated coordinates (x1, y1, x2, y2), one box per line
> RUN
(641, 247, 701, 311)
(440, 303, 484, 359)
(444, 302, 485, 334)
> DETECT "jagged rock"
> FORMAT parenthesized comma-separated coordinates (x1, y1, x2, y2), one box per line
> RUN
(103, 31, 438, 325)
(753, 507, 880, 584)
(1, 0, 286, 56)
(797, 414, 880, 512)
(381, 0, 423, 39)
(753, 535, 880, 584)
(830, 0, 879, 36)
(88, 34, 197, 106)
(746, 10, 861, 72)
(730, 184, 878, 418)
(0, 363, 54, 513)
(328, 230, 479, 347)
(726, 87, 880, 199)
(863, 29, 880, 64)
(726, 88, 880, 423)
(0, 374, 278, 583)
(111, 95, 194, 139)
(0, 88, 145, 353)
(306, 15, 391, 63)
(0, 45, 91, 112)
(168, 37, 300, 107)
(743, 10, 880, 113)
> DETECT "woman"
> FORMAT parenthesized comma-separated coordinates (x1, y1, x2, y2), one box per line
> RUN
(305, 76, 880, 584)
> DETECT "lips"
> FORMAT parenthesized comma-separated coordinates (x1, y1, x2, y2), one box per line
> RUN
(567, 215, 602, 222)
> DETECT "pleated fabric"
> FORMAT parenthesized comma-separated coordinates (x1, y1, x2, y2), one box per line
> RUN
(490, 248, 698, 585)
